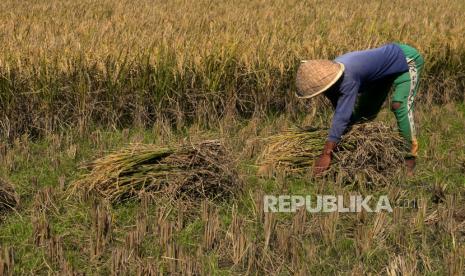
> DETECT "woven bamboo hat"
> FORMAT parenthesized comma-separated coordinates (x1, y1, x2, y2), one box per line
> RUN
(295, 60, 345, 98)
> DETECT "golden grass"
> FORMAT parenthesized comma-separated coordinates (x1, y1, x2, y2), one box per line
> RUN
(1, 0, 464, 66)
(1, 0, 465, 138)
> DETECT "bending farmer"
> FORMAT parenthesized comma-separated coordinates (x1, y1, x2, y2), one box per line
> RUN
(295, 43, 424, 176)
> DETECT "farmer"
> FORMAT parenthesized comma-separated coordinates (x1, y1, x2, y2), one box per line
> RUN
(295, 43, 424, 176)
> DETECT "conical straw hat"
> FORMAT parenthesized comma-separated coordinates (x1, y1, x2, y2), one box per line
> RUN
(295, 60, 345, 99)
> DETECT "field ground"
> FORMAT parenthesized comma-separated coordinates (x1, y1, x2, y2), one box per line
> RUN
(1, 103, 465, 274)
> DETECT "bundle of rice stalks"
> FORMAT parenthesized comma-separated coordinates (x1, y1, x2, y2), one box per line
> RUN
(257, 122, 407, 185)
(70, 140, 242, 203)
(0, 178, 19, 214)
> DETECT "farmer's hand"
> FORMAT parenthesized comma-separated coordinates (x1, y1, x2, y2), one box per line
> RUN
(313, 154, 331, 176)
(313, 141, 337, 176)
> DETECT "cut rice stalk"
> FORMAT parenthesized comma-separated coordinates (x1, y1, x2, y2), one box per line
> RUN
(70, 140, 242, 203)
(0, 178, 19, 215)
(257, 122, 407, 185)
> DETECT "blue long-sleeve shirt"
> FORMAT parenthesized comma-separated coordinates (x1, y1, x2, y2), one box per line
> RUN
(327, 43, 409, 142)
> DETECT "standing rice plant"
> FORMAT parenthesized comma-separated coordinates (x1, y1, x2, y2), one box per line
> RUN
(1, 0, 465, 139)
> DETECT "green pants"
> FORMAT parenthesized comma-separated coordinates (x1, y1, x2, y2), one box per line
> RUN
(351, 43, 424, 156)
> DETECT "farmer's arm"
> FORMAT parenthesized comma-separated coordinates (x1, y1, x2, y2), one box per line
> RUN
(314, 81, 359, 175)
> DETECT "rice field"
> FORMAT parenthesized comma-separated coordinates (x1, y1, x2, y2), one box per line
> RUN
(1, 0, 465, 274)
(1, 0, 465, 139)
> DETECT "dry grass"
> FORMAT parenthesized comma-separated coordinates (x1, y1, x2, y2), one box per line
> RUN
(258, 122, 406, 185)
(0, 178, 19, 215)
(0, 247, 14, 276)
(70, 140, 242, 203)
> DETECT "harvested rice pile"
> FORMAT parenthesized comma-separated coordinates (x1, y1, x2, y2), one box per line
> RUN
(70, 140, 242, 203)
(257, 122, 407, 185)
(0, 178, 19, 214)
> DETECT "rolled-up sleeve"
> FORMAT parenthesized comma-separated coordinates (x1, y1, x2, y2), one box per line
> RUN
(328, 81, 359, 142)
